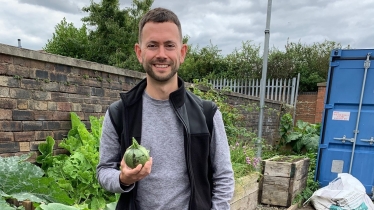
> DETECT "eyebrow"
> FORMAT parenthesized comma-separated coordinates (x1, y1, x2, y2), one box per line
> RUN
(147, 40, 176, 44)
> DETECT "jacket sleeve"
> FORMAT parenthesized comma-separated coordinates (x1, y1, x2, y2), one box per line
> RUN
(96, 111, 134, 193)
(210, 109, 235, 209)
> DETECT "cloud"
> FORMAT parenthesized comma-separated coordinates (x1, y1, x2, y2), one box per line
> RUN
(17, 0, 82, 14)
(0, 0, 373, 54)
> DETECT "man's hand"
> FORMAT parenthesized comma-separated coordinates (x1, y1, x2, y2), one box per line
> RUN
(119, 157, 153, 186)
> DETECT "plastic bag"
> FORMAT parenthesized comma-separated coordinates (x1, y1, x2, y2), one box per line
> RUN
(308, 173, 374, 210)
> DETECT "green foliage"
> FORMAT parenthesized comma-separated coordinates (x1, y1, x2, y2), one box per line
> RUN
(179, 43, 226, 82)
(0, 154, 74, 207)
(36, 136, 55, 170)
(279, 113, 320, 153)
(279, 112, 294, 147)
(81, 0, 152, 69)
(44, 18, 89, 59)
(218, 41, 263, 79)
(44, 0, 152, 71)
(180, 39, 343, 92)
(230, 141, 261, 179)
(36, 113, 115, 210)
(293, 152, 320, 206)
(35, 203, 82, 210)
(189, 79, 260, 179)
(268, 40, 342, 92)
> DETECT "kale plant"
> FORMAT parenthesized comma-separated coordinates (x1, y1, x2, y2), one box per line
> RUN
(36, 112, 116, 210)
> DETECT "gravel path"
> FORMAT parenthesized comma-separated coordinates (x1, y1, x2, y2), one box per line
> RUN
(255, 203, 315, 210)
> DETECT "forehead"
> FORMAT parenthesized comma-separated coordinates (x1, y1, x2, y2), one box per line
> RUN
(141, 21, 181, 42)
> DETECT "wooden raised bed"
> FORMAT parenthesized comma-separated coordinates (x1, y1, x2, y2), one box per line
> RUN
(259, 156, 310, 207)
(230, 173, 259, 210)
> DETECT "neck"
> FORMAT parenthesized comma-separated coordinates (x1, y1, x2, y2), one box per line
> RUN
(145, 75, 179, 100)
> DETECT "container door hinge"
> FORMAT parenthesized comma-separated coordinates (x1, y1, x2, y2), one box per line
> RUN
(330, 62, 340, 67)
(364, 53, 371, 69)
(325, 104, 334, 109)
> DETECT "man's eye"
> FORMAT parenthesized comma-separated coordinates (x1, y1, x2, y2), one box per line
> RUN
(166, 44, 176, 50)
(147, 44, 157, 49)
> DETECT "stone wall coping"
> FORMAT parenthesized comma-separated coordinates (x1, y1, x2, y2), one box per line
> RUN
(1, 42, 286, 106)
(317, 82, 327, 87)
(0, 43, 146, 79)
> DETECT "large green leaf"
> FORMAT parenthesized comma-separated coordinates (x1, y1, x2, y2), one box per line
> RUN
(36, 136, 55, 170)
(70, 112, 83, 130)
(103, 202, 117, 210)
(90, 196, 106, 210)
(0, 154, 43, 181)
(295, 120, 308, 130)
(287, 132, 302, 142)
(59, 136, 81, 153)
(0, 155, 73, 205)
(35, 203, 81, 210)
(90, 115, 103, 143)
(303, 135, 319, 152)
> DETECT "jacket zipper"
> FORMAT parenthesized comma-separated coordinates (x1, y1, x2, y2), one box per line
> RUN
(171, 103, 195, 210)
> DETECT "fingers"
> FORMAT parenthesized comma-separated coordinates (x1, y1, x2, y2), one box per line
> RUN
(119, 157, 152, 185)
(140, 157, 153, 175)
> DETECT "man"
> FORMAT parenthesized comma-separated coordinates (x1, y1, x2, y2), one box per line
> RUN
(97, 7, 234, 210)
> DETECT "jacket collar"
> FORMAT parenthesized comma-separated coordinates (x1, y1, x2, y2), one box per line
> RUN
(120, 76, 186, 108)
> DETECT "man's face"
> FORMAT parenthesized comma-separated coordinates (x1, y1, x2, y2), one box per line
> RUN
(135, 21, 187, 82)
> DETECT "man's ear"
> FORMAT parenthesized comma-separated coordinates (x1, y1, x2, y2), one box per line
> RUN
(180, 44, 188, 63)
(135, 43, 142, 63)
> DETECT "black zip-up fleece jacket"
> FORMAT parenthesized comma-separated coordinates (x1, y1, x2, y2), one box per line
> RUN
(110, 77, 217, 210)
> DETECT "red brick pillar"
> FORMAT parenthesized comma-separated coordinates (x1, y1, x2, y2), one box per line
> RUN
(315, 82, 326, 123)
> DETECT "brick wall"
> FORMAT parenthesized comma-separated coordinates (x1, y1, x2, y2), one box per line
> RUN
(294, 83, 326, 125)
(224, 92, 285, 145)
(0, 43, 284, 158)
(295, 93, 318, 124)
(315, 82, 326, 123)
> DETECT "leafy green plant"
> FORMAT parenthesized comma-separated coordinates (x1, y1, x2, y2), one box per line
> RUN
(230, 140, 261, 179)
(279, 113, 320, 153)
(0, 154, 73, 210)
(189, 79, 261, 178)
(36, 113, 116, 210)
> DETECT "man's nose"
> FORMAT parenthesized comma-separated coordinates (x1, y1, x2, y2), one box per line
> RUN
(156, 46, 167, 58)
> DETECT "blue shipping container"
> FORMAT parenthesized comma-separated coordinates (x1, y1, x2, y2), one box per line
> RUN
(316, 49, 374, 196)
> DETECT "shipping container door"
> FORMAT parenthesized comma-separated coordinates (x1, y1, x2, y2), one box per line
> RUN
(316, 49, 374, 196)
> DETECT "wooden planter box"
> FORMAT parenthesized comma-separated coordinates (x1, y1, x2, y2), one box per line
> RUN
(259, 156, 310, 207)
(230, 173, 259, 210)
(6, 199, 34, 210)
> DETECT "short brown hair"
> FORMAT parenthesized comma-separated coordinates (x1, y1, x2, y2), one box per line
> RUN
(138, 7, 182, 43)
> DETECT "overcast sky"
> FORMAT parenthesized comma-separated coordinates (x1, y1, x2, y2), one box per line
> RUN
(1, 0, 373, 55)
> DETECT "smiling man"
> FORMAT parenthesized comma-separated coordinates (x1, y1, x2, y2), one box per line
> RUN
(96, 7, 234, 210)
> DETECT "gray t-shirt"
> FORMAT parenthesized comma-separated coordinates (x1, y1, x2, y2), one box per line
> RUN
(136, 92, 189, 209)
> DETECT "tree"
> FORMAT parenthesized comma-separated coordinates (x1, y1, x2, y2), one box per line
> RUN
(44, 0, 153, 71)
(44, 18, 89, 59)
(179, 40, 226, 82)
(220, 41, 263, 79)
(267, 40, 342, 92)
(82, 0, 153, 70)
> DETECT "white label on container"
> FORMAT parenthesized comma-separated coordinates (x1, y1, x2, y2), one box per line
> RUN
(332, 111, 350, 121)
(331, 160, 344, 173)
